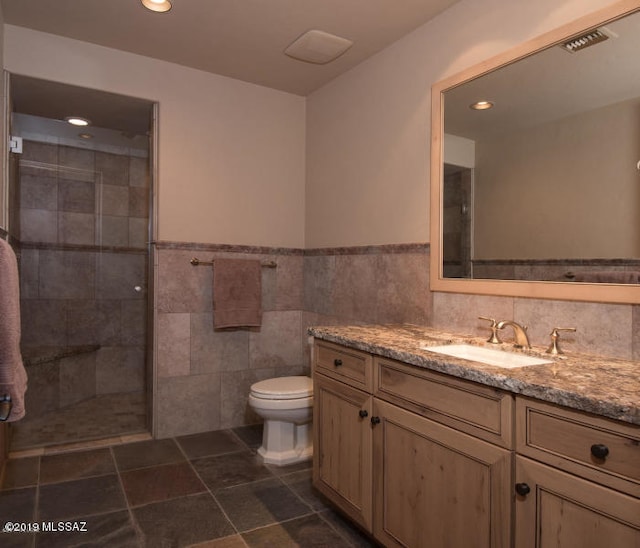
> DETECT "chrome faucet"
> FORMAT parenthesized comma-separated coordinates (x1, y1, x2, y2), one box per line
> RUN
(496, 320, 531, 349)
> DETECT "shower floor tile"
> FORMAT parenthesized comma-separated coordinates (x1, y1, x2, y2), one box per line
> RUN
(9, 391, 147, 451)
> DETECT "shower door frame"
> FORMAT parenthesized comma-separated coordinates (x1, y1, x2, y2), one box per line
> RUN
(2, 70, 159, 445)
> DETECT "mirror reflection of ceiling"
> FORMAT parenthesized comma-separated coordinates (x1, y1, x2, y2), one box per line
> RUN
(0, 0, 460, 96)
(444, 10, 640, 140)
(11, 75, 153, 137)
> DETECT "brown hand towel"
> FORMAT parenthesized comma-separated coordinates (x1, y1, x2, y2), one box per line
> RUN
(0, 238, 28, 421)
(212, 259, 262, 329)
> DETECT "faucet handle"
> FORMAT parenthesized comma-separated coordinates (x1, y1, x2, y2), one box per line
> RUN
(478, 316, 502, 344)
(546, 327, 577, 355)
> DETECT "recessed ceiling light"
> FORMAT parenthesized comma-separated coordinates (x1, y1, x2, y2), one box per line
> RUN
(78, 133, 93, 140)
(141, 0, 172, 13)
(469, 101, 494, 111)
(65, 116, 91, 126)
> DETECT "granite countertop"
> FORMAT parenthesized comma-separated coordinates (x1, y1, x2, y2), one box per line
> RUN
(308, 324, 640, 426)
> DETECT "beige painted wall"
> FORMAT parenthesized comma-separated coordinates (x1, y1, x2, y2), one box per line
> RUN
(475, 98, 640, 259)
(3, 25, 306, 248)
(305, 0, 617, 248)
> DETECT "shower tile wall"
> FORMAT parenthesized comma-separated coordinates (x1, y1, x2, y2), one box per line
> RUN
(442, 167, 472, 278)
(17, 140, 149, 421)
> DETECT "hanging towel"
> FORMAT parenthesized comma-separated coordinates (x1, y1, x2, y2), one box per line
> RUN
(0, 238, 28, 421)
(212, 258, 262, 329)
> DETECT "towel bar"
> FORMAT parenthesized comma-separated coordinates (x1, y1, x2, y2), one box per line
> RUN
(190, 257, 277, 268)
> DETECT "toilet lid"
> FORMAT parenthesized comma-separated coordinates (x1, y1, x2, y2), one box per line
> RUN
(250, 376, 313, 400)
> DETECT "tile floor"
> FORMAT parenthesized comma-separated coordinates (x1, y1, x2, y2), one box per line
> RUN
(9, 392, 147, 451)
(0, 425, 377, 547)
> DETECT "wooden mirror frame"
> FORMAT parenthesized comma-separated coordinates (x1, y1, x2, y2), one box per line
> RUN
(430, 0, 640, 304)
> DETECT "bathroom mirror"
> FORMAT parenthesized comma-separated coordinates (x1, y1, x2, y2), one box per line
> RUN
(430, 0, 640, 304)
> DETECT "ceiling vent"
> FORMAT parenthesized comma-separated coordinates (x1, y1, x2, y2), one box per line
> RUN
(560, 26, 617, 53)
(284, 30, 353, 64)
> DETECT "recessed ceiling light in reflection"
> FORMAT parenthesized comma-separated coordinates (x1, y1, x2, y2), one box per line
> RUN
(141, 0, 172, 12)
(78, 133, 93, 140)
(469, 101, 494, 111)
(65, 116, 91, 126)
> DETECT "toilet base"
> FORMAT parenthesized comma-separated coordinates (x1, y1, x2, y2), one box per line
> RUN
(258, 420, 313, 466)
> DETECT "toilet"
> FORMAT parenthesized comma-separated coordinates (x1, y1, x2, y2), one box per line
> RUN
(248, 376, 313, 466)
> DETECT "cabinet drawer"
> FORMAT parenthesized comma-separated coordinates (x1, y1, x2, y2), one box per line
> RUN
(516, 397, 640, 497)
(375, 357, 513, 448)
(314, 340, 373, 392)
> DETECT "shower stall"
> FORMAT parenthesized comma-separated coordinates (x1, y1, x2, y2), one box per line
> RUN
(6, 75, 155, 450)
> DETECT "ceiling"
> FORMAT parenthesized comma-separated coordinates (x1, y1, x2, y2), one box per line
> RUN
(1, 0, 460, 96)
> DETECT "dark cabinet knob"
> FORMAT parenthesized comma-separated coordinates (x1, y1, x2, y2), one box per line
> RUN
(370, 416, 381, 425)
(515, 483, 531, 496)
(359, 410, 368, 418)
(333, 359, 343, 367)
(590, 444, 609, 459)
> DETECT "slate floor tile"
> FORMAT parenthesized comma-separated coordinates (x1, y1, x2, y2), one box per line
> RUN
(191, 451, 272, 491)
(133, 493, 235, 547)
(38, 474, 126, 521)
(280, 469, 329, 511)
(176, 430, 244, 459)
(186, 535, 247, 548)
(215, 476, 312, 532)
(121, 461, 206, 507)
(40, 447, 115, 484)
(231, 424, 263, 450)
(35, 509, 140, 548)
(113, 438, 185, 471)
(0, 457, 40, 490)
(242, 514, 353, 547)
(0, 487, 37, 522)
(2, 427, 374, 548)
(319, 509, 378, 547)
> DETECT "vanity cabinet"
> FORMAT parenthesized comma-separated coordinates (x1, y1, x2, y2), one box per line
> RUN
(311, 330, 640, 548)
(313, 342, 374, 531)
(371, 398, 511, 548)
(312, 341, 512, 547)
(514, 397, 640, 548)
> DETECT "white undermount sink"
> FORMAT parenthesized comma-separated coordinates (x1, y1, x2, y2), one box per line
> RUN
(421, 344, 553, 369)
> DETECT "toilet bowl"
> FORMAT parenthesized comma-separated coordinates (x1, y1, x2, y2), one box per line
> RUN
(248, 376, 313, 466)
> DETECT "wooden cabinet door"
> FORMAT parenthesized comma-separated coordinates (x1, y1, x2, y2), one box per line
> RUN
(515, 456, 640, 548)
(372, 399, 512, 548)
(312, 373, 373, 531)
